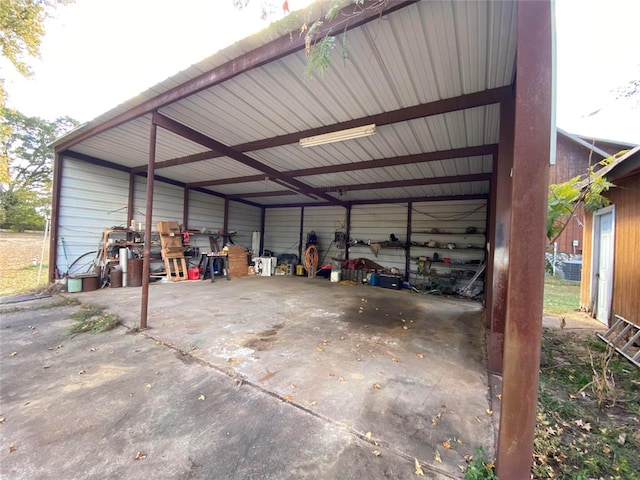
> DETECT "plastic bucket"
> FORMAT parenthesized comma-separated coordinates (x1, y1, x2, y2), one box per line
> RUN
(67, 277, 82, 293)
(187, 267, 200, 280)
(369, 273, 380, 286)
(296, 264, 304, 276)
(330, 270, 341, 282)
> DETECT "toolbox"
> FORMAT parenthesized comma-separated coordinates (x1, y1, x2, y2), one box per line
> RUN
(379, 274, 403, 290)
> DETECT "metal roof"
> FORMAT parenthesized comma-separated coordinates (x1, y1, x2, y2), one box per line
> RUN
(54, 0, 517, 207)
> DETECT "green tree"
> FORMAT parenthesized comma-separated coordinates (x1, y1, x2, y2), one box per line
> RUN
(547, 152, 622, 245)
(0, 108, 78, 230)
(0, 0, 72, 108)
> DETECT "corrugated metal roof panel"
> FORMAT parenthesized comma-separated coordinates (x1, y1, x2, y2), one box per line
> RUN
(55, 1, 516, 208)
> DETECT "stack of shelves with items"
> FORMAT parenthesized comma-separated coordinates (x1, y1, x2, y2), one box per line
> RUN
(409, 229, 486, 297)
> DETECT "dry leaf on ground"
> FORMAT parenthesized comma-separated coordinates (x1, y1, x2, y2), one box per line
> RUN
(134, 451, 147, 460)
(414, 458, 424, 475)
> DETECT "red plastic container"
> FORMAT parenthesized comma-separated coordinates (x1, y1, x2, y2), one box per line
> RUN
(187, 267, 200, 280)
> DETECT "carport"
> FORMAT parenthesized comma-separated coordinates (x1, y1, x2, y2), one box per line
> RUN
(48, 1, 552, 477)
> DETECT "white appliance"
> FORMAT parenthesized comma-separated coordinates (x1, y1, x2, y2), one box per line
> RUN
(253, 257, 276, 276)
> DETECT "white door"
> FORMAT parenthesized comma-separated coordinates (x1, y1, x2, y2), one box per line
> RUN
(594, 208, 614, 324)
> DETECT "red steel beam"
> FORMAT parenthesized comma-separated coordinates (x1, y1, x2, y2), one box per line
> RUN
(133, 91, 507, 174)
(188, 145, 498, 188)
(496, 1, 552, 477)
(152, 112, 348, 207)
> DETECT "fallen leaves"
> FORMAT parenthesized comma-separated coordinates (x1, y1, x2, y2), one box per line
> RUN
(43, 363, 51, 369)
(198, 394, 206, 401)
(134, 451, 147, 460)
(442, 440, 451, 449)
(485, 408, 493, 416)
(431, 412, 442, 426)
(78, 369, 86, 375)
(373, 383, 381, 390)
(10, 352, 17, 357)
(414, 457, 424, 475)
(283, 395, 293, 403)
(8, 444, 17, 453)
(309, 401, 317, 407)
(416, 353, 424, 359)
(338, 376, 345, 383)
(373, 449, 381, 457)
(434, 450, 442, 463)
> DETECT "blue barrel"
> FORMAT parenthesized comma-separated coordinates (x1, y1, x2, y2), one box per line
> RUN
(369, 273, 380, 286)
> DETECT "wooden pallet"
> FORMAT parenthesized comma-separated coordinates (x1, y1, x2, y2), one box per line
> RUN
(597, 314, 640, 368)
(157, 221, 187, 282)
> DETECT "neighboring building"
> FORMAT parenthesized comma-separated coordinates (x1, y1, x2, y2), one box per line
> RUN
(550, 128, 633, 255)
(580, 146, 640, 326)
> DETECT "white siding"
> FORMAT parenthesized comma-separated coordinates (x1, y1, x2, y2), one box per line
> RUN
(187, 190, 225, 230)
(227, 201, 262, 251)
(56, 157, 129, 275)
(264, 207, 302, 260)
(349, 204, 409, 274)
(303, 206, 347, 267)
(133, 177, 184, 227)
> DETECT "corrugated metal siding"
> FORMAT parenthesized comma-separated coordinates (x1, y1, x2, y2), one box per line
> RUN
(133, 177, 184, 227)
(349, 204, 409, 274)
(263, 207, 302, 260)
(56, 157, 129, 274)
(302, 206, 348, 267)
(227, 201, 262, 251)
(185, 190, 225, 252)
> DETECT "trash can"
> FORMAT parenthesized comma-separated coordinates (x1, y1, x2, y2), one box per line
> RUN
(127, 258, 144, 287)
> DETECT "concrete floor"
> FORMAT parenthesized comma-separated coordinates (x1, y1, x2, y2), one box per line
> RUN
(1, 276, 497, 479)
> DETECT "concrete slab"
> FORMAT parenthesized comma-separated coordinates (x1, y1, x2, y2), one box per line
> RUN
(1, 277, 496, 478)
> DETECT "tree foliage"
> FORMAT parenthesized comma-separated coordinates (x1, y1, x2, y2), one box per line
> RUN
(547, 152, 622, 245)
(0, 0, 72, 108)
(0, 108, 78, 230)
(237, 0, 377, 80)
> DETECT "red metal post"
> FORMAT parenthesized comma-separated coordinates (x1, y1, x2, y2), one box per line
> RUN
(140, 120, 157, 330)
(488, 96, 515, 373)
(49, 152, 63, 282)
(496, 1, 553, 478)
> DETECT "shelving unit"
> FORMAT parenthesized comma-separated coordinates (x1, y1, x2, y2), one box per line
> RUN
(408, 231, 487, 296)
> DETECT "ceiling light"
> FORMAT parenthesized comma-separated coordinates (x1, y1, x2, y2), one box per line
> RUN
(299, 124, 376, 148)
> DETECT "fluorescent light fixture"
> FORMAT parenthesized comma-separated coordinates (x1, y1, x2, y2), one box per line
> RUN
(299, 124, 376, 148)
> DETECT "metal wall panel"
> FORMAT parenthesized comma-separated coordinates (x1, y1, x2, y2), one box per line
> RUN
(133, 177, 184, 227)
(186, 190, 225, 252)
(349, 204, 409, 275)
(56, 157, 129, 275)
(264, 207, 302, 260)
(302, 206, 348, 268)
(227, 201, 262, 252)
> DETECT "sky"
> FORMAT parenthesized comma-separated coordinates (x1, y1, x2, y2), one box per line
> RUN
(2, 0, 640, 144)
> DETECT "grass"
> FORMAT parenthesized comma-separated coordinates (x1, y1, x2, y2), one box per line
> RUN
(534, 329, 640, 479)
(543, 275, 581, 316)
(67, 303, 120, 333)
(0, 231, 50, 297)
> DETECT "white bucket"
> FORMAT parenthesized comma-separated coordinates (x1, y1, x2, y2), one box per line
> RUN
(330, 270, 341, 282)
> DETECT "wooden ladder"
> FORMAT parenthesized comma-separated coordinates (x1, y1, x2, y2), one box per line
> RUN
(597, 315, 640, 368)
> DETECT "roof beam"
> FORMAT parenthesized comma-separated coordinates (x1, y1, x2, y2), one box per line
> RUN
(187, 145, 498, 188)
(132, 89, 508, 174)
(152, 112, 347, 207)
(55, 0, 419, 152)
(224, 173, 490, 199)
(267, 193, 489, 208)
